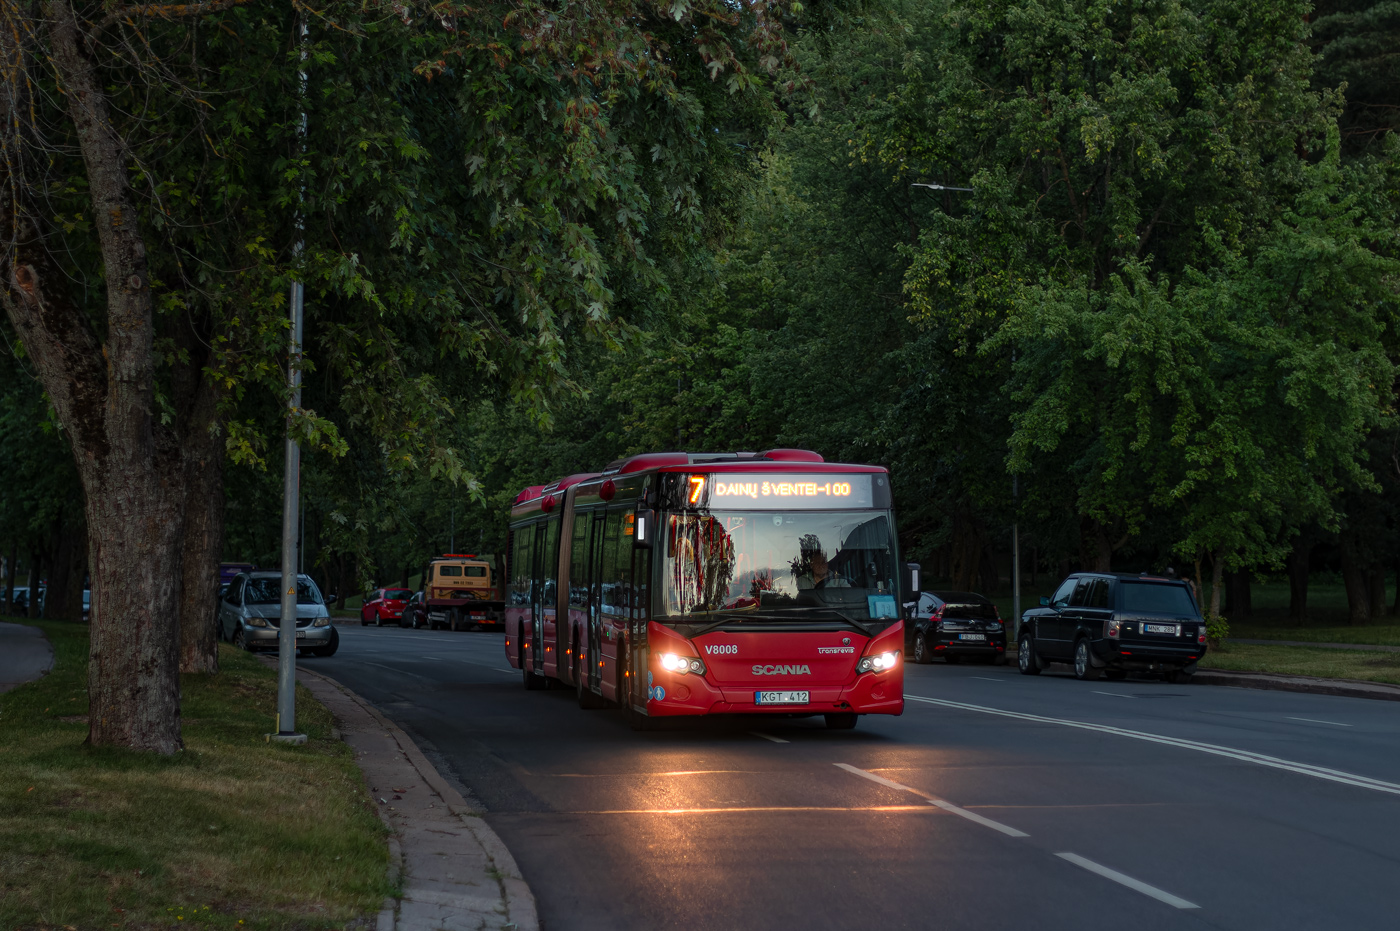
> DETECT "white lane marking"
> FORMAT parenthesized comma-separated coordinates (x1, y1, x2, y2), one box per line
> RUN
(461, 660, 517, 675)
(907, 695, 1400, 797)
(359, 661, 436, 682)
(968, 676, 1002, 682)
(833, 764, 1029, 837)
(1055, 852, 1199, 909)
(1288, 717, 1352, 727)
(750, 731, 789, 744)
(927, 798, 1030, 837)
(1092, 691, 1134, 699)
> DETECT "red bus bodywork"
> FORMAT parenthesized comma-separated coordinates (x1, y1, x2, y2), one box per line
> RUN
(504, 451, 906, 725)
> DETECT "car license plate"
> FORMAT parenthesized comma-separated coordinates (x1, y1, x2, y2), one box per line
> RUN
(1143, 623, 1179, 635)
(958, 633, 986, 641)
(755, 691, 809, 705)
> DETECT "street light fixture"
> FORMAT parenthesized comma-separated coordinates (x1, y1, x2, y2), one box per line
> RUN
(911, 182, 975, 193)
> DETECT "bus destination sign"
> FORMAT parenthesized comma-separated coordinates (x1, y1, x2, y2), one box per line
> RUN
(700, 473, 874, 510)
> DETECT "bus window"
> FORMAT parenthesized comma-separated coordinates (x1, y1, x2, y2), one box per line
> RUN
(541, 519, 560, 605)
(570, 512, 590, 607)
(602, 508, 634, 617)
(510, 525, 534, 605)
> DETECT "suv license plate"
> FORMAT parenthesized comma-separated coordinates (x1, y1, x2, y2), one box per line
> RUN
(958, 633, 986, 640)
(755, 691, 809, 705)
(1143, 623, 1179, 635)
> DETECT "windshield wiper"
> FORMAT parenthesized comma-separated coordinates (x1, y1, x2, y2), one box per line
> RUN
(793, 607, 873, 637)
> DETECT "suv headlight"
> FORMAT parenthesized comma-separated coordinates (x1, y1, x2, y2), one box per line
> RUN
(658, 653, 705, 675)
(246, 616, 270, 628)
(857, 651, 899, 673)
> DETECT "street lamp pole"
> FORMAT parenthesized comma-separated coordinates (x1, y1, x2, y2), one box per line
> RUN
(272, 15, 309, 746)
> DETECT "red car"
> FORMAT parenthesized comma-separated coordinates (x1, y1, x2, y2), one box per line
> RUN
(361, 588, 413, 626)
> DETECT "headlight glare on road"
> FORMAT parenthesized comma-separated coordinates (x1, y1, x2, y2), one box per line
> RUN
(857, 651, 900, 673)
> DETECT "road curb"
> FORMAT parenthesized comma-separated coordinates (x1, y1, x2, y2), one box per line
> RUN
(1194, 668, 1400, 702)
(290, 663, 539, 931)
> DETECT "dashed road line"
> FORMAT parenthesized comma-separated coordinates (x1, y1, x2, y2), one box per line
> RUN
(1055, 853, 1199, 909)
(750, 731, 789, 743)
(968, 676, 1002, 682)
(1288, 717, 1352, 727)
(907, 694, 1400, 797)
(1091, 690, 1133, 699)
(833, 764, 1029, 837)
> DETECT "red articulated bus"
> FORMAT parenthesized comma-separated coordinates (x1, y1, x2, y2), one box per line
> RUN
(504, 450, 911, 730)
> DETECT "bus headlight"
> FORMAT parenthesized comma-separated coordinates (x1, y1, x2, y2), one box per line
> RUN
(857, 651, 899, 673)
(659, 653, 705, 675)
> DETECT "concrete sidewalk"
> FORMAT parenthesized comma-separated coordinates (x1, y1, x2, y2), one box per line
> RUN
(0, 621, 53, 693)
(291, 665, 538, 931)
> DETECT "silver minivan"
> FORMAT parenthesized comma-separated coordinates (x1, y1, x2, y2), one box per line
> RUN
(218, 571, 337, 656)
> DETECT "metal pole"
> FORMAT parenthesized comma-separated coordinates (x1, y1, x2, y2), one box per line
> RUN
(273, 15, 309, 745)
(1011, 476, 1021, 641)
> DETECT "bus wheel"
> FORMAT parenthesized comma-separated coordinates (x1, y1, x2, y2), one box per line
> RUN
(824, 713, 858, 730)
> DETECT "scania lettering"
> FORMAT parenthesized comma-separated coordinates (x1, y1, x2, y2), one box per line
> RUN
(504, 450, 908, 731)
(753, 664, 812, 676)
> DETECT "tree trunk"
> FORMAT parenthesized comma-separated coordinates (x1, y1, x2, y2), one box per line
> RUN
(0, 0, 185, 753)
(1287, 539, 1310, 622)
(399, 564, 411, 590)
(1393, 559, 1400, 616)
(336, 555, 349, 611)
(1208, 551, 1226, 619)
(1225, 571, 1252, 619)
(28, 550, 42, 618)
(46, 518, 84, 621)
(176, 365, 225, 675)
(1338, 540, 1370, 626)
(178, 446, 224, 674)
(1368, 569, 1387, 621)
(3, 544, 14, 616)
(950, 512, 983, 592)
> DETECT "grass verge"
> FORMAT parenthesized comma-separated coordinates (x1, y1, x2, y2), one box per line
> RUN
(1200, 641, 1400, 686)
(0, 621, 392, 931)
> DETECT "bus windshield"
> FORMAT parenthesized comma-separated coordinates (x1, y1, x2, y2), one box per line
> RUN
(661, 511, 897, 620)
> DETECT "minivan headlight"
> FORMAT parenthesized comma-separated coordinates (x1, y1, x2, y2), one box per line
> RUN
(857, 651, 899, 673)
(246, 616, 270, 628)
(313, 616, 331, 627)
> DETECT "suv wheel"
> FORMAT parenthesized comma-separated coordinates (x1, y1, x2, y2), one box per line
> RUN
(1073, 639, 1101, 681)
(913, 632, 931, 664)
(1168, 668, 1193, 684)
(1018, 635, 1042, 676)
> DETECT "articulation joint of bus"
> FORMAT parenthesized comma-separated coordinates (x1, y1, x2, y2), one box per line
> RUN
(504, 450, 916, 730)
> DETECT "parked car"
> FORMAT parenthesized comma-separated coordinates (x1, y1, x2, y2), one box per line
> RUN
(907, 590, 1006, 664)
(218, 571, 337, 656)
(399, 591, 427, 629)
(361, 588, 413, 626)
(1018, 572, 1206, 682)
(3, 586, 43, 615)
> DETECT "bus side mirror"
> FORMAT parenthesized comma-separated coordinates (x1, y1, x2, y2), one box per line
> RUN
(634, 509, 656, 548)
(904, 562, 921, 600)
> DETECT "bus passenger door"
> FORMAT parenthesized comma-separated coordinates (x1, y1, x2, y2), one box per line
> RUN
(599, 511, 625, 703)
(529, 524, 545, 674)
(587, 512, 606, 695)
(541, 520, 560, 678)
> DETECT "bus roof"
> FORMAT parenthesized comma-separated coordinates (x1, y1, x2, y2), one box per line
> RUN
(510, 450, 888, 512)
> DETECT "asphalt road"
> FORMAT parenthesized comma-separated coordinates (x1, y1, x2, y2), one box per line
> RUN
(306, 623, 1400, 931)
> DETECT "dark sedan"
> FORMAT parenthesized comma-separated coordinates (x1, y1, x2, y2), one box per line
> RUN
(907, 590, 1007, 664)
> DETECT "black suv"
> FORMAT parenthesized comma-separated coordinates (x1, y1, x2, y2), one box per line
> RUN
(1017, 573, 1207, 682)
(906, 591, 1007, 664)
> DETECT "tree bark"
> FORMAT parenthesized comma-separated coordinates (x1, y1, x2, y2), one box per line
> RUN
(1368, 569, 1387, 621)
(1225, 571, 1252, 619)
(46, 518, 84, 620)
(1338, 539, 1370, 626)
(1208, 551, 1225, 619)
(1287, 539, 1310, 622)
(27, 550, 42, 618)
(178, 439, 224, 674)
(0, 0, 185, 752)
(3, 544, 14, 615)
